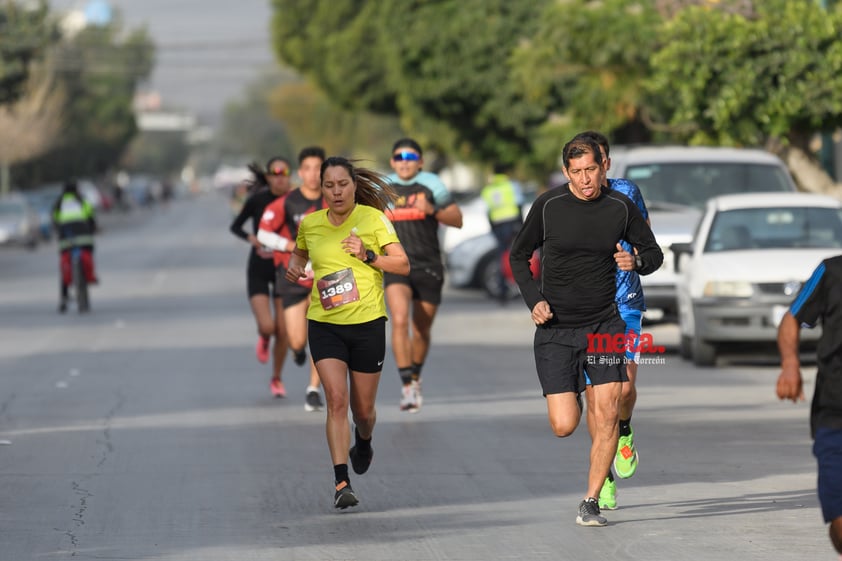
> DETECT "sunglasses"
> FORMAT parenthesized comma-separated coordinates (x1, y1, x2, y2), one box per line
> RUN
(392, 151, 420, 162)
(267, 166, 290, 177)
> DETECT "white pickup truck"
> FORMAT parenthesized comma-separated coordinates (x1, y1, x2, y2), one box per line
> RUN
(606, 145, 798, 321)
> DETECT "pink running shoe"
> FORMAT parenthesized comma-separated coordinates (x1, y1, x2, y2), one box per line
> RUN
(256, 336, 270, 364)
(270, 378, 286, 398)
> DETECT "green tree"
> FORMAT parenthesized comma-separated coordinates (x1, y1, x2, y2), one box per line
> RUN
(271, 1, 395, 114)
(646, 0, 842, 192)
(0, 55, 63, 193)
(267, 78, 404, 164)
(514, 0, 842, 191)
(0, 0, 53, 106)
(512, 0, 661, 168)
(378, 0, 550, 168)
(270, 0, 550, 172)
(271, 0, 842, 189)
(13, 20, 154, 186)
(122, 130, 191, 177)
(210, 71, 295, 166)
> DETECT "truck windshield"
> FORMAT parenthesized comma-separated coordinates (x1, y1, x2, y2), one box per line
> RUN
(624, 163, 793, 210)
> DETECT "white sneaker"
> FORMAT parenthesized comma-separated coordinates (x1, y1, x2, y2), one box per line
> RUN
(411, 379, 423, 411)
(399, 384, 417, 411)
(304, 386, 323, 412)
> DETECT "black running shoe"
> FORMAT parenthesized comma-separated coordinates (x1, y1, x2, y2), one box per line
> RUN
(576, 497, 607, 527)
(334, 481, 358, 509)
(293, 348, 307, 366)
(349, 444, 373, 475)
(304, 389, 323, 412)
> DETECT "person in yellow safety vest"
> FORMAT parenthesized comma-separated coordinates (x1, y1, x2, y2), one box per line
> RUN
(480, 163, 524, 303)
(52, 180, 98, 313)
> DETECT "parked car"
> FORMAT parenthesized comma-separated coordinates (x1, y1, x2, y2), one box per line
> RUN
(672, 192, 842, 366)
(22, 185, 61, 240)
(441, 194, 493, 255)
(0, 194, 40, 249)
(443, 191, 535, 297)
(446, 229, 510, 296)
(446, 147, 798, 306)
(605, 145, 798, 320)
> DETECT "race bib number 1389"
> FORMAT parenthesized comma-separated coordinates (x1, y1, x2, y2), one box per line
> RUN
(317, 268, 360, 310)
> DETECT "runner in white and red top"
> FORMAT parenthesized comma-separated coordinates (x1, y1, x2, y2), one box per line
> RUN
(258, 146, 327, 411)
(229, 157, 292, 398)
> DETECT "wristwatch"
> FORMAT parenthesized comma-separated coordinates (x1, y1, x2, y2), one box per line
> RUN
(363, 249, 377, 264)
(634, 255, 643, 270)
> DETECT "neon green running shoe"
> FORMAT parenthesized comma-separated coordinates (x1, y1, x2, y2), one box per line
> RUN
(598, 477, 617, 510)
(613, 426, 639, 479)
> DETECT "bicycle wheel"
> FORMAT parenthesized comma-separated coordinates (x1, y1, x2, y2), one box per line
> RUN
(73, 255, 90, 313)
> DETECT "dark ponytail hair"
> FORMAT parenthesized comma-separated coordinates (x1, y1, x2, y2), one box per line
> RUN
(320, 156, 396, 211)
(246, 156, 290, 191)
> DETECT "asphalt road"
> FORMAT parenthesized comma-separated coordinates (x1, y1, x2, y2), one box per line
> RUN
(0, 193, 830, 560)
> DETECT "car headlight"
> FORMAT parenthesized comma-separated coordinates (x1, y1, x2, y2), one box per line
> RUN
(703, 281, 754, 297)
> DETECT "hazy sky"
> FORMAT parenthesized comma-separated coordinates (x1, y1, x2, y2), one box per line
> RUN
(49, 0, 278, 125)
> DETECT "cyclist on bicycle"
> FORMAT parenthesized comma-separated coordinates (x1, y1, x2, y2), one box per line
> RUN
(52, 180, 98, 313)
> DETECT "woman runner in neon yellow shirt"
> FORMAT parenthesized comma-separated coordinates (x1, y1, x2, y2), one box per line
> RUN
(286, 156, 410, 510)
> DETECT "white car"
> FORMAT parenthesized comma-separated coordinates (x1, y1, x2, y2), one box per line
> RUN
(672, 192, 842, 366)
(0, 194, 40, 249)
(445, 229, 508, 296)
(443, 192, 533, 297)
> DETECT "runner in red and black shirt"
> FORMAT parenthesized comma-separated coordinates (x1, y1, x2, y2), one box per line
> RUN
(258, 146, 327, 411)
(385, 138, 463, 412)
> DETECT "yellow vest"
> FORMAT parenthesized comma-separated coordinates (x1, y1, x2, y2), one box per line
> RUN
(481, 174, 521, 223)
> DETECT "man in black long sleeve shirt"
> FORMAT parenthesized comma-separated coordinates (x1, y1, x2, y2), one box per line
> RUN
(509, 137, 663, 527)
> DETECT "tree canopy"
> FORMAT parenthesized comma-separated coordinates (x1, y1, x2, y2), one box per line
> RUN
(217, 72, 295, 166)
(0, 55, 64, 193)
(12, 16, 154, 187)
(271, 0, 842, 187)
(647, 0, 842, 148)
(0, 0, 53, 105)
(271, 0, 552, 171)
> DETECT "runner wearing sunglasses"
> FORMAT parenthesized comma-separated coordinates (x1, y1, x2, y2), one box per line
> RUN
(385, 138, 463, 412)
(229, 157, 293, 398)
(258, 147, 328, 411)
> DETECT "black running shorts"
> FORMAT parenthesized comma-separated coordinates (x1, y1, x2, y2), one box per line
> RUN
(308, 317, 386, 373)
(384, 264, 444, 305)
(247, 254, 279, 298)
(533, 313, 628, 396)
(275, 267, 311, 308)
